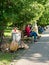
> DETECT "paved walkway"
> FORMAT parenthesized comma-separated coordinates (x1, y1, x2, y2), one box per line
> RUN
(10, 26, 49, 65)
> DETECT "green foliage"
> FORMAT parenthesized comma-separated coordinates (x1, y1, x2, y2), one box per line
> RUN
(0, 0, 49, 30)
(37, 0, 49, 26)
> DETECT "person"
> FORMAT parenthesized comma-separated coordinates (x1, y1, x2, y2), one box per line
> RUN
(11, 27, 21, 45)
(11, 27, 29, 49)
(38, 26, 44, 33)
(25, 24, 40, 42)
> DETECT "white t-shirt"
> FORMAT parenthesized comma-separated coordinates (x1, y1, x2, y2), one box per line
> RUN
(12, 29, 21, 44)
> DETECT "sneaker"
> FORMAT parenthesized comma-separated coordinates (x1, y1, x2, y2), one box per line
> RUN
(37, 36, 41, 39)
(34, 40, 37, 42)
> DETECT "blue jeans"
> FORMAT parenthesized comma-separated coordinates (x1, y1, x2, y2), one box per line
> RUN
(30, 31, 37, 40)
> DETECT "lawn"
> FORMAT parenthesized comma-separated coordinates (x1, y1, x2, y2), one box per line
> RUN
(4, 27, 12, 37)
(0, 52, 13, 65)
(0, 27, 27, 65)
(0, 49, 26, 65)
(0, 28, 12, 65)
(0, 27, 34, 65)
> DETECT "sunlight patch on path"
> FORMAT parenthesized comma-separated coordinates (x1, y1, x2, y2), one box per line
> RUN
(41, 34, 49, 37)
(35, 42, 49, 44)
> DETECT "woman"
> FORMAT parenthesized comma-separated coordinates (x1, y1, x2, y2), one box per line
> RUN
(25, 24, 38, 42)
(11, 27, 29, 49)
(12, 27, 21, 44)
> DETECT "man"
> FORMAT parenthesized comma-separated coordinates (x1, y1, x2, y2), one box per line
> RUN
(25, 24, 40, 42)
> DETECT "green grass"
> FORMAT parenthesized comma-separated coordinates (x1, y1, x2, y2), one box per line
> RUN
(0, 28, 26, 65)
(0, 48, 26, 65)
(0, 27, 32, 65)
(4, 32, 11, 37)
(4, 28, 12, 37)
(0, 52, 12, 65)
(0, 28, 13, 65)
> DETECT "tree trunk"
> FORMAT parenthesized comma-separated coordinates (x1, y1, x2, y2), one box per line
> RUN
(0, 30, 4, 46)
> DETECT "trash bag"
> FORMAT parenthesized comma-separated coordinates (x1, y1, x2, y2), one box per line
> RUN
(10, 41, 19, 52)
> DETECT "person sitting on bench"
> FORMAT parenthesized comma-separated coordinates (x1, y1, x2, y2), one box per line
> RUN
(25, 24, 40, 42)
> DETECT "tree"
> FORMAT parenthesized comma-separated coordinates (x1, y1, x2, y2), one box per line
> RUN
(0, 0, 46, 43)
(37, 0, 49, 26)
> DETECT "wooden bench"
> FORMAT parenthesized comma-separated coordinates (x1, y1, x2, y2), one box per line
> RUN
(21, 30, 34, 42)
